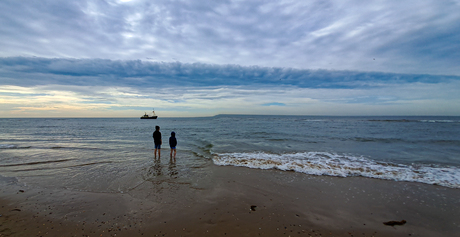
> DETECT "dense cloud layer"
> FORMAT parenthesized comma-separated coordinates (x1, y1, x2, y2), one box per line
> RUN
(2, 57, 457, 89)
(1, 0, 459, 75)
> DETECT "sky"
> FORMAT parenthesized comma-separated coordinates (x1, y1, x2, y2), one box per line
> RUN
(1, 0, 460, 117)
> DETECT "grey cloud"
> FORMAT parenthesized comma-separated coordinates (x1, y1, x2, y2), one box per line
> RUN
(1, 57, 459, 90)
(1, 1, 459, 75)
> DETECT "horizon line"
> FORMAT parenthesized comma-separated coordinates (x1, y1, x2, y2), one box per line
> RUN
(1, 114, 459, 119)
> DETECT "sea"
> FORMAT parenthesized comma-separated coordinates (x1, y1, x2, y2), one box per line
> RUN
(1, 115, 459, 193)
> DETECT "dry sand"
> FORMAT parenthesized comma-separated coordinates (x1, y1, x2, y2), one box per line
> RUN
(1, 164, 459, 237)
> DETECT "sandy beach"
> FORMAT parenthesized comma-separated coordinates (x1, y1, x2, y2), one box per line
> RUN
(1, 163, 459, 237)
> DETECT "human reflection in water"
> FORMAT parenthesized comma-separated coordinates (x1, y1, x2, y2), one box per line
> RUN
(168, 159, 178, 178)
(150, 157, 162, 177)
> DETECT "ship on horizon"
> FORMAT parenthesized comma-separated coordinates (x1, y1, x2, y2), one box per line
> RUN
(140, 109, 158, 119)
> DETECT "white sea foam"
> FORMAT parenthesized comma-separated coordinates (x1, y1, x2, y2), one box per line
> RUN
(213, 152, 460, 189)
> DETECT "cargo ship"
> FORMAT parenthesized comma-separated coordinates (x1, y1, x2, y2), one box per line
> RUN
(140, 109, 158, 119)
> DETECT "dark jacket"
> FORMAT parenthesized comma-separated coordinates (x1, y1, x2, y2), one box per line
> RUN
(169, 132, 177, 148)
(153, 131, 162, 145)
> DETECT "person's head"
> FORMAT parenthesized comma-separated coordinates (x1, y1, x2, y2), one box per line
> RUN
(155, 125, 160, 131)
(171, 131, 175, 137)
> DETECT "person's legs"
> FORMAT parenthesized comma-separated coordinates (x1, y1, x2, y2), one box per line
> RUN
(170, 148, 175, 162)
(154, 144, 161, 159)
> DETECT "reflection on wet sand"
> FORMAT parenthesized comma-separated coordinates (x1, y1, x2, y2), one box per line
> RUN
(150, 158, 163, 177)
(168, 160, 178, 178)
(145, 157, 178, 180)
(134, 156, 186, 200)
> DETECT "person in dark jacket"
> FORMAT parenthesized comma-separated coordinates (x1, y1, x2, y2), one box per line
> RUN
(169, 131, 177, 161)
(153, 126, 162, 159)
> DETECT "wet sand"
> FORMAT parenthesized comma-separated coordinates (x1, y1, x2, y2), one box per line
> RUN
(1, 164, 459, 237)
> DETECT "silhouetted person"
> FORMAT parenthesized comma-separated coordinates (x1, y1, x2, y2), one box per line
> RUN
(153, 125, 162, 159)
(169, 131, 177, 162)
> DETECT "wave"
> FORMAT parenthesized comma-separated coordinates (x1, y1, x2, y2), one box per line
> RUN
(4, 161, 114, 172)
(0, 144, 116, 151)
(419, 120, 459, 123)
(0, 159, 74, 167)
(369, 119, 460, 123)
(353, 137, 403, 143)
(0, 144, 31, 149)
(212, 152, 460, 189)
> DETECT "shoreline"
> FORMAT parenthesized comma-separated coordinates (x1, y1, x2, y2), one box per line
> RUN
(1, 165, 459, 236)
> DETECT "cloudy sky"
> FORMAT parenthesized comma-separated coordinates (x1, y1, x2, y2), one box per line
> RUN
(1, 0, 459, 117)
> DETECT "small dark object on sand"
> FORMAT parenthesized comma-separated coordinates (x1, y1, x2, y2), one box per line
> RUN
(250, 205, 257, 211)
(383, 220, 406, 226)
(19, 190, 24, 193)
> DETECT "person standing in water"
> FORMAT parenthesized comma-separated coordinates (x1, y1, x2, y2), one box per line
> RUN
(169, 131, 177, 162)
(153, 126, 162, 159)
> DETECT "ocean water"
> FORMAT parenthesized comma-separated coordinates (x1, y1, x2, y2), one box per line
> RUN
(0, 116, 459, 191)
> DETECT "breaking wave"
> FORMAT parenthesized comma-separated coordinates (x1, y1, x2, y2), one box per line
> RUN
(213, 152, 460, 189)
